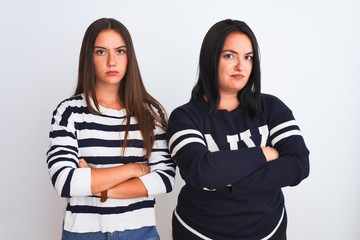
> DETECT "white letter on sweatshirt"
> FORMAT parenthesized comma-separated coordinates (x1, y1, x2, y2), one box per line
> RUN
(240, 129, 256, 148)
(204, 134, 220, 152)
(227, 134, 240, 150)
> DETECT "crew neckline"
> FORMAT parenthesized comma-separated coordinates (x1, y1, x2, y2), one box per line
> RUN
(198, 96, 244, 115)
(85, 94, 126, 117)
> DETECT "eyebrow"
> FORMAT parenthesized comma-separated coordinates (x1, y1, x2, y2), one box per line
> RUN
(94, 45, 127, 49)
(222, 49, 253, 55)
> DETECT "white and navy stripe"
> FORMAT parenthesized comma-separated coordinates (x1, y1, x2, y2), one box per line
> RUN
(270, 120, 302, 146)
(46, 94, 175, 233)
(169, 129, 206, 157)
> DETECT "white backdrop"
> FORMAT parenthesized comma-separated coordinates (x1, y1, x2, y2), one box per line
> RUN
(0, 0, 359, 239)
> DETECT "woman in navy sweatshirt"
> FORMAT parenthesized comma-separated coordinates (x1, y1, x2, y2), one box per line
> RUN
(167, 19, 310, 240)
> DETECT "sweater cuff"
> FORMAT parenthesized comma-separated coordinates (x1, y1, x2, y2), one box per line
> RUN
(139, 172, 166, 197)
(71, 168, 92, 196)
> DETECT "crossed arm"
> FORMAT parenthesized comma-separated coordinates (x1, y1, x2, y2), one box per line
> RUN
(79, 159, 151, 199)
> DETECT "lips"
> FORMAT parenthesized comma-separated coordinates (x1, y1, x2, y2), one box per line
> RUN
(106, 71, 119, 76)
(231, 74, 244, 80)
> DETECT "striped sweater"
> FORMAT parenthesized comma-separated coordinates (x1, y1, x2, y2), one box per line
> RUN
(167, 94, 309, 239)
(46, 94, 175, 233)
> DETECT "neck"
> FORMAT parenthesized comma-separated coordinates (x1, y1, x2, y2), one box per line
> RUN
(94, 84, 122, 110)
(217, 93, 239, 111)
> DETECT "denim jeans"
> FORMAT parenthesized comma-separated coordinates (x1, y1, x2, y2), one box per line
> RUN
(62, 226, 160, 240)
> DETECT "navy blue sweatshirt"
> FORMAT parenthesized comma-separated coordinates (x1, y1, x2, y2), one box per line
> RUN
(167, 94, 309, 239)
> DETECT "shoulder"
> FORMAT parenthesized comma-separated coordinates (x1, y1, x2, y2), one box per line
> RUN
(170, 98, 206, 118)
(168, 98, 209, 134)
(144, 100, 168, 129)
(261, 93, 284, 104)
(260, 93, 291, 112)
(52, 94, 88, 118)
(260, 93, 297, 129)
(146, 100, 166, 116)
(55, 94, 85, 108)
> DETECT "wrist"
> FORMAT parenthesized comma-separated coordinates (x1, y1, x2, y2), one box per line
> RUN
(137, 162, 144, 177)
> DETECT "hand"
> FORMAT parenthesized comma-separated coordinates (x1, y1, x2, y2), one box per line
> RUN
(261, 146, 279, 162)
(79, 158, 89, 168)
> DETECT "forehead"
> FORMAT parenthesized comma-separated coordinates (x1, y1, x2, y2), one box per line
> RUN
(223, 32, 253, 51)
(94, 29, 126, 46)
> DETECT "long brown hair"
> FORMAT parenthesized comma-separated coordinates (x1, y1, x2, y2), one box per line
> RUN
(74, 18, 167, 159)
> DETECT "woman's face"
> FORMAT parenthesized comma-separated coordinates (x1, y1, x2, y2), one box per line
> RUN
(218, 32, 253, 97)
(93, 29, 128, 88)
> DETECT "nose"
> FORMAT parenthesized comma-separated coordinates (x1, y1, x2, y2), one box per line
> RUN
(108, 52, 116, 67)
(234, 57, 243, 71)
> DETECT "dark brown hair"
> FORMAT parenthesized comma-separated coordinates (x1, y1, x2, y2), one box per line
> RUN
(74, 18, 167, 159)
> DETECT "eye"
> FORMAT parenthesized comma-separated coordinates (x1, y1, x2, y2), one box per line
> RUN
(116, 49, 126, 55)
(224, 53, 235, 59)
(245, 55, 254, 60)
(95, 49, 106, 56)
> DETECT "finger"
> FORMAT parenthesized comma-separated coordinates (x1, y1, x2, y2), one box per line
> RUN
(79, 159, 89, 168)
(79, 161, 86, 168)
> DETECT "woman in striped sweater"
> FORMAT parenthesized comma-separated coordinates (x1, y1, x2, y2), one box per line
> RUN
(46, 18, 175, 240)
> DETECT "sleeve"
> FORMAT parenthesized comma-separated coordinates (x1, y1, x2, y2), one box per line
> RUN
(139, 125, 176, 196)
(167, 107, 267, 190)
(46, 102, 92, 198)
(233, 97, 310, 193)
